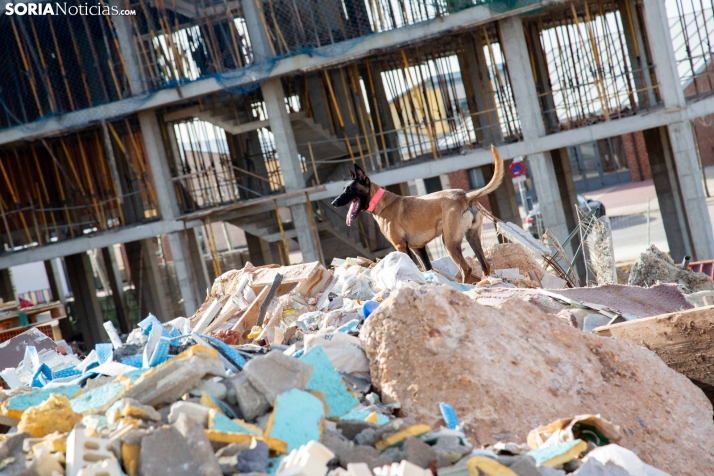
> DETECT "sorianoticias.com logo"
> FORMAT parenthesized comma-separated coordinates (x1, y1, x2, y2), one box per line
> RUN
(5, 2, 136, 15)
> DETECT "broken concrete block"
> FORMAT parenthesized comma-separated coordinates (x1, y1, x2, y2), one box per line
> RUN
(360, 285, 714, 474)
(224, 371, 271, 421)
(237, 440, 270, 473)
(401, 437, 437, 469)
(0, 433, 31, 475)
(124, 345, 225, 407)
(373, 460, 432, 476)
(498, 455, 541, 476)
(76, 458, 123, 476)
(583, 313, 612, 333)
(354, 428, 375, 446)
(300, 347, 360, 419)
(244, 350, 314, 403)
(71, 382, 127, 415)
(277, 440, 335, 476)
(571, 458, 630, 476)
(338, 445, 393, 470)
(17, 393, 82, 438)
(106, 397, 161, 424)
(168, 400, 211, 427)
(173, 413, 222, 476)
(527, 440, 587, 467)
(138, 426, 201, 476)
(3, 384, 81, 419)
(628, 245, 713, 292)
(540, 274, 567, 289)
(336, 420, 378, 440)
(267, 389, 325, 452)
(430, 435, 471, 463)
(66, 425, 117, 476)
(190, 379, 228, 401)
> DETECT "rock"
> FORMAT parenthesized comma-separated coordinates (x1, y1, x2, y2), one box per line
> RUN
(173, 413, 222, 476)
(380, 447, 404, 464)
(401, 437, 437, 469)
(360, 285, 714, 475)
(138, 426, 201, 476)
(628, 245, 714, 292)
(499, 455, 541, 476)
(0, 433, 30, 475)
(223, 372, 270, 421)
(168, 401, 211, 427)
(242, 345, 313, 403)
(484, 244, 547, 280)
(106, 397, 161, 424)
(336, 421, 377, 440)
(572, 458, 631, 476)
(237, 440, 269, 473)
(17, 394, 82, 437)
(373, 418, 417, 442)
(431, 436, 471, 463)
(354, 428, 375, 446)
(338, 445, 392, 470)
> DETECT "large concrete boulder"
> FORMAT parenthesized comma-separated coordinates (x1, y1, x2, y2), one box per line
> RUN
(360, 285, 714, 475)
(628, 245, 713, 292)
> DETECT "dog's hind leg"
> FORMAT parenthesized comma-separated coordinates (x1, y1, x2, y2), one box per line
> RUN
(443, 212, 474, 284)
(465, 227, 490, 277)
(413, 247, 432, 271)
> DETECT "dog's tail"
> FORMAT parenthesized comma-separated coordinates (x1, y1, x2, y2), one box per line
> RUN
(467, 144, 504, 202)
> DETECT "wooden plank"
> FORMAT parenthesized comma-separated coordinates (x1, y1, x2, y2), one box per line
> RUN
(249, 262, 331, 298)
(593, 306, 714, 388)
(231, 286, 272, 333)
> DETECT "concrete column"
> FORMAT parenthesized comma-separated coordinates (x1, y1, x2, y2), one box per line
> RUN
(483, 163, 520, 225)
(101, 247, 131, 334)
(65, 252, 105, 347)
(386, 183, 410, 196)
(138, 111, 206, 307)
(109, 0, 145, 95)
(457, 35, 502, 144)
(166, 232, 199, 317)
(365, 64, 401, 166)
(243, 0, 322, 263)
(0, 268, 15, 303)
(125, 239, 172, 322)
(245, 232, 281, 266)
(307, 73, 334, 133)
(640, 0, 714, 260)
(500, 16, 570, 242)
(189, 228, 211, 299)
(44, 259, 66, 303)
(641, 0, 685, 109)
(526, 21, 558, 132)
(616, 0, 657, 108)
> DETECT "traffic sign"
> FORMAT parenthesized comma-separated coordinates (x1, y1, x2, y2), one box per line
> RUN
(509, 162, 525, 178)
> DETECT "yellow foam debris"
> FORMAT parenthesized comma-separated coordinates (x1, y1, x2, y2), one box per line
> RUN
(17, 394, 82, 438)
(365, 412, 378, 424)
(200, 392, 224, 415)
(375, 424, 431, 451)
(467, 457, 518, 476)
(248, 326, 263, 339)
(122, 442, 140, 476)
(107, 402, 157, 424)
(205, 431, 287, 454)
(31, 432, 67, 454)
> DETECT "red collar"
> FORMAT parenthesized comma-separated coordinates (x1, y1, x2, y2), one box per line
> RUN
(367, 188, 385, 213)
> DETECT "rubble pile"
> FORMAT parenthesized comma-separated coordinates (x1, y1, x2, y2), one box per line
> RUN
(1, 244, 713, 476)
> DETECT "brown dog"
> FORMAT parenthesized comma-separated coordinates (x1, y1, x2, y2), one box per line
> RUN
(331, 145, 504, 283)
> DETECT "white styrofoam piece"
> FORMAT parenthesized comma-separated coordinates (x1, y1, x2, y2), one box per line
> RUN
(103, 321, 123, 349)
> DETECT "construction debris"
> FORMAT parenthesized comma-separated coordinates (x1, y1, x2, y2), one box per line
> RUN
(628, 245, 714, 292)
(2, 244, 713, 476)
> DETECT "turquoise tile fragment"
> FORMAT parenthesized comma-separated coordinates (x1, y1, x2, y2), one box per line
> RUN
(210, 412, 260, 435)
(70, 382, 125, 414)
(527, 439, 584, 466)
(267, 389, 324, 452)
(340, 409, 389, 425)
(300, 347, 359, 418)
(6, 384, 81, 412)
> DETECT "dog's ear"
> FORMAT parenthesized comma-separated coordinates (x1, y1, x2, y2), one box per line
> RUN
(348, 167, 356, 180)
(354, 164, 369, 183)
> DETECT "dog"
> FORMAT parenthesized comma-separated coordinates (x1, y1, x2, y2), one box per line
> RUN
(331, 145, 504, 283)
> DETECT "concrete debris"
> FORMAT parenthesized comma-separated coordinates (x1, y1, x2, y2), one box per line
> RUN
(628, 245, 714, 292)
(3, 246, 710, 476)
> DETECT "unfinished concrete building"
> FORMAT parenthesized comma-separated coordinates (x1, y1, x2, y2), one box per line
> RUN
(0, 0, 712, 345)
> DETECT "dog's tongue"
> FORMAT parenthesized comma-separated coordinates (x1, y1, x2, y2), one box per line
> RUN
(346, 200, 358, 227)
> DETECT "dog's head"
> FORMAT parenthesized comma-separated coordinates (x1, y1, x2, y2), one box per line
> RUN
(331, 164, 371, 227)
